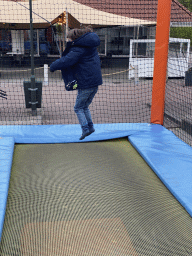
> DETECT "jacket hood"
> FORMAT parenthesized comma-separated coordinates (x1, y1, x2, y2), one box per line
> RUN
(72, 32, 100, 48)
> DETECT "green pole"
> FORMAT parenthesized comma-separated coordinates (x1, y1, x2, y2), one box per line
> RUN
(29, 0, 37, 116)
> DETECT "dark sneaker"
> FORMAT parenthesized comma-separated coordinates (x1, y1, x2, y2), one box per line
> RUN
(79, 130, 90, 140)
(87, 127, 95, 136)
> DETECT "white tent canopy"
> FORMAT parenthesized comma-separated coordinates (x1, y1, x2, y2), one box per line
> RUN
(0, 0, 156, 28)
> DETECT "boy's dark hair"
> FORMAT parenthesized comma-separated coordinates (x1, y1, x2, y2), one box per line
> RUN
(67, 25, 93, 41)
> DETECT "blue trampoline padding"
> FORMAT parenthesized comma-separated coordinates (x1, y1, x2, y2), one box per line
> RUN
(0, 137, 15, 241)
(129, 124, 192, 217)
(0, 123, 152, 144)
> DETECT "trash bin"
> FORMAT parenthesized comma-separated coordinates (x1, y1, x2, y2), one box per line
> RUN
(185, 68, 192, 87)
(23, 81, 42, 108)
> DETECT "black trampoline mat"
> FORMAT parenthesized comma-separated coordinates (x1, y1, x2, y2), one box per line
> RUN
(0, 138, 192, 255)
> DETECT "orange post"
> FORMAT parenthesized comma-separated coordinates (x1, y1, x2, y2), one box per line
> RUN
(150, 0, 172, 125)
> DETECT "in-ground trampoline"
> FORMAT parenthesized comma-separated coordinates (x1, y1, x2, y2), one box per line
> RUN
(0, 0, 192, 254)
(0, 123, 192, 255)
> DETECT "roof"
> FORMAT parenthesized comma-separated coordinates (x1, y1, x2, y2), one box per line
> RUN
(0, 0, 156, 29)
(73, 0, 192, 23)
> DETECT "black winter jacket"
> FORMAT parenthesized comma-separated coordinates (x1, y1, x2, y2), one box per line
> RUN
(50, 32, 103, 89)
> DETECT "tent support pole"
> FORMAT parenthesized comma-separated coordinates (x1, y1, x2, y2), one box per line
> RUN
(29, 0, 37, 116)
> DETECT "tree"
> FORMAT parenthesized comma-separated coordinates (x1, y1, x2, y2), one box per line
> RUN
(177, 0, 192, 12)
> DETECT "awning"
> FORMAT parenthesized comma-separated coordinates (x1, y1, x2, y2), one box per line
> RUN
(0, 0, 156, 29)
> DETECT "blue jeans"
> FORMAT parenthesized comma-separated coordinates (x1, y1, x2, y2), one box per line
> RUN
(74, 87, 98, 131)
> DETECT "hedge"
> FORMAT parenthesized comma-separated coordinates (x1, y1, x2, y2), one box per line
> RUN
(170, 27, 192, 48)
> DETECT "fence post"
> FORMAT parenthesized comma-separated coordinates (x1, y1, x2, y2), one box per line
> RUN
(44, 64, 48, 85)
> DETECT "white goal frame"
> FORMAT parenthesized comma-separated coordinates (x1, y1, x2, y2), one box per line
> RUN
(129, 38, 190, 78)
